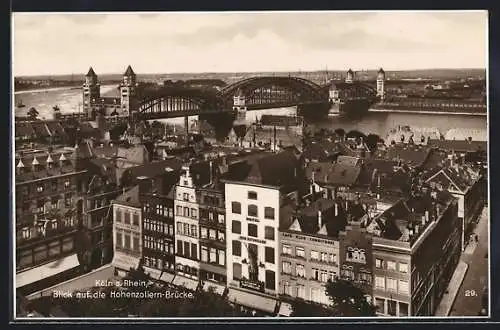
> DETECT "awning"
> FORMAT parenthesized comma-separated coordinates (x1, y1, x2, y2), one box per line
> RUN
(159, 272, 175, 283)
(278, 302, 293, 316)
(111, 253, 140, 271)
(16, 254, 80, 289)
(202, 281, 226, 295)
(227, 288, 278, 314)
(143, 266, 162, 280)
(171, 275, 199, 291)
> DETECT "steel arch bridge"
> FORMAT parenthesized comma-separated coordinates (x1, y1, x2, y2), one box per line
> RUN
(136, 76, 375, 121)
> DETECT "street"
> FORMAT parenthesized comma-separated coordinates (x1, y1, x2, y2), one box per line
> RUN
(450, 206, 489, 316)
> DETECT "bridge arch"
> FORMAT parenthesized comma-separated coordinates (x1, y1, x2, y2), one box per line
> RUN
(137, 86, 224, 120)
(220, 76, 328, 109)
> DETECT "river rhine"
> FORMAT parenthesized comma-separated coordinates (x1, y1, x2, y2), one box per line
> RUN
(14, 86, 487, 140)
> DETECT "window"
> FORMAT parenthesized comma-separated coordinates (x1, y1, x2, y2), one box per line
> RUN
(177, 240, 183, 255)
(312, 268, 320, 281)
(320, 271, 329, 283)
(248, 191, 258, 200)
(64, 180, 71, 188)
(282, 261, 292, 274)
(387, 278, 397, 292)
(265, 247, 275, 264)
(375, 297, 385, 314)
(183, 207, 189, 217)
(233, 263, 242, 280)
(176, 205, 182, 215)
(296, 264, 305, 278)
(184, 241, 190, 257)
(311, 250, 319, 260)
(115, 210, 122, 222)
(37, 185, 44, 193)
(208, 212, 214, 221)
(124, 212, 130, 225)
(200, 227, 207, 238)
(248, 224, 258, 237)
(209, 229, 216, 240)
(21, 227, 31, 239)
(190, 224, 197, 237)
(296, 247, 305, 258)
(387, 300, 397, 316)
(218, 214, 225, 224)
(283, 281, 292, 296)
(132, 213, 139, 226)
(231, 202, 241, 214)
(297, 284, 305, 299)
(218, 250, 225, 266)
(232, 220, 241, 234)
(282, 244, 292, 255)
(191, 208, 197, 219)
(387, 261, 396, 271)
(265, 270, 275, 290)
(264, 226, 275, 240)
(248, 205, 258, 217)
(133, 236, 140, 252)
(375, 276, 385, 289)
(183, 193, 189, 201)
(218, 231, 225, 242)
(264, 207, 275, 220)
(399, 262, 409, 273)
(311, 288, 320, 303)
(375, 258, 383, 268)
(201, 246, 208, 262)
(210, 247, 217, 263)
(399, 302, 409, 316)
(176, 222, 182, 234)
(183, 223, 189, 236)
(398, 280, 409, 294)
(124, 234, 131, 249)
(116, 232, 123, 248)
(232, 240, 241, 256)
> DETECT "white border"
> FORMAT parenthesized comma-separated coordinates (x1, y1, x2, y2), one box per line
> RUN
(11, 9, 491, 323)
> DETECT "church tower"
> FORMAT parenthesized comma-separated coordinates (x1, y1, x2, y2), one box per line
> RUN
(376, 68, 386, 101)
(120, 65, 137, 116)
(83, 67, 100, 119)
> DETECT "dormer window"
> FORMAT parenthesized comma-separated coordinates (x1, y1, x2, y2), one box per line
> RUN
(46, 154, 54, 168)
(16, 159, 25, 173)
(37, 185, 44, 193)
(32, 156, 40, 171)
(64, 180, 71, 188)
(59, 153, 68, 166)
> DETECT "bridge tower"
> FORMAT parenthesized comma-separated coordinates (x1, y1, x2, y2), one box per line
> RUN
(329, 84, 340, 103)
(345, 68, 355, 84)
(83, 67, 100, 119)
(233, 88, 247, 124)
(120, 65, 138, 117)
(376, 68, 386, 101)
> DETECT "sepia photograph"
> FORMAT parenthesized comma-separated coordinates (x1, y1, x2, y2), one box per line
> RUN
(12, 10, 489, 320)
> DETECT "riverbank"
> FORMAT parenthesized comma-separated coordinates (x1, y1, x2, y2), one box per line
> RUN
(14, 86, 82, 95)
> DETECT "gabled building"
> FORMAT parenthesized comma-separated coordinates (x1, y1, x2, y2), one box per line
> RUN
(111, 186, 142, 276)
(279, 198, 346, 306)
(425, 155, 485, 250)
(367, 189, 461, 316)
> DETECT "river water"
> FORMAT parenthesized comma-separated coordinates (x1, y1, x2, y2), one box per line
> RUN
(13, 86, 487, 139)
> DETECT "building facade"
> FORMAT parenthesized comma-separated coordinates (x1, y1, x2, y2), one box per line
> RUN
(174, 165, 201, 280)
(15, 145, 87, 292)
(112, 186, 143, 277)
(226, 183, 280, 295)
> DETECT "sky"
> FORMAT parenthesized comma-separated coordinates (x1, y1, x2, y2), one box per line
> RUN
(12, 11, 488, 76)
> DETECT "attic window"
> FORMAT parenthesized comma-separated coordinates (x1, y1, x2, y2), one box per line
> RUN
(248, 191, 258, 200)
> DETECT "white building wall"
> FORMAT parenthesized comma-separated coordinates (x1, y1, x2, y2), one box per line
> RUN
(225, 182, 281, 294)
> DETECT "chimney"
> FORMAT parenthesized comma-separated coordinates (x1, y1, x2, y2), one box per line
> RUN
(334, 203, 338, 216)
(415, 225, 419, 234)
(317, 210, 322, 229)
(421, 215, 425, 226)
(425, 210, 429, 223)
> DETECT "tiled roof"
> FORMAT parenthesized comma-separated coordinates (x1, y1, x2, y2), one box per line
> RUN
(303, 141, 341, 161)
(384, 144, 432, 167)
(306, 162, 361, 187)
(116, 145, 149, 165)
